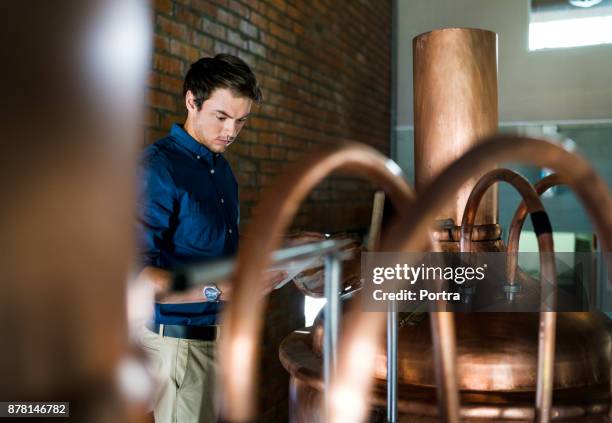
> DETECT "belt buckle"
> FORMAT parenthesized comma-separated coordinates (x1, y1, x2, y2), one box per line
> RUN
(158, 323, 165, 336)
(213, 325, 220, 341)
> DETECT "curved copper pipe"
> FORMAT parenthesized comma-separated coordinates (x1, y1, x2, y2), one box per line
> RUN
(459, 168, 557, 422)
(460, 169, 551, 253)
(331, 136, 612, 423)
(217, 142, 416, 422)
(507, 173, 567, 285)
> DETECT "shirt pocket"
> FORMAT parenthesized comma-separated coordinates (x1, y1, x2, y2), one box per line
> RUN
(181, 197, 224, 248)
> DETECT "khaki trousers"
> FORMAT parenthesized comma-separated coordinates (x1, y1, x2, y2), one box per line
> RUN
(139, 326, 218, 423)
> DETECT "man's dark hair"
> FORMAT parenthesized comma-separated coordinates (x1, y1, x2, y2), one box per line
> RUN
(183, 54, 262, 110)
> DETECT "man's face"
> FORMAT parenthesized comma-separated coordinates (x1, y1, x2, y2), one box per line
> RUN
(186, 87, 252, 153)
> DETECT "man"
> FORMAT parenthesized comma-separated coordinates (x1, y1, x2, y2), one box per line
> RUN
(136, 54, 286, 423)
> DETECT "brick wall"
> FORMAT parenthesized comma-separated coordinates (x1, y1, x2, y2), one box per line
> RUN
(146, 0, 392, 233)
(144, 0, 392, 421)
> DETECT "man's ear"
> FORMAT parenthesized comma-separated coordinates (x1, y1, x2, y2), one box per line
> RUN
(185, 90, 197, 112)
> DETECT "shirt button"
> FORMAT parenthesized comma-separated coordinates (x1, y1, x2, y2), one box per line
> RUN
(196, 155, 200, 159)
(220, 198, 225, 204)
(228, 229, 233, 234)
(210, 169, 215, 174)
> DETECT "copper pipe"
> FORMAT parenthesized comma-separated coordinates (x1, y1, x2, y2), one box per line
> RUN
(217, 143, 416, 422)
(507, 174, 567, 287)
(414, 28, 499, 226)
(331, 136, 612, 423)
(458, 168, 557, 422)
(429, 312, 460, 423)
(460, 169, 551, 253)
(1, 1, 151, 421)
(368, 191, 386, 251)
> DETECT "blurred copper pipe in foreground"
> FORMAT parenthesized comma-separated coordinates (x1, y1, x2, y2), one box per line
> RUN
(218, 143, 416, 422)
(0, 1, 151, 422)
(458, 168, 557, 422)
(330, 136, 612, 423)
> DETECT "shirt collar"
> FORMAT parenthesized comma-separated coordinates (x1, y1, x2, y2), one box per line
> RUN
(170, 123, 214, 160)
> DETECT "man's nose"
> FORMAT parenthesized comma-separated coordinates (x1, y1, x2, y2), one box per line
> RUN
(222, 120, 237, 138)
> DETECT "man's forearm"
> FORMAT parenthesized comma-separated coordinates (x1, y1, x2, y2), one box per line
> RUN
(136, 266, 227, 303)
(136, 265, 288, 304)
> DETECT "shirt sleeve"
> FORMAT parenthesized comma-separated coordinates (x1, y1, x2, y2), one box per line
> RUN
(136, 150, 176, 269)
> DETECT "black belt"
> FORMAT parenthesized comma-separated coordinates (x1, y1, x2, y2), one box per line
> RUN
(147, 322, 219, 341)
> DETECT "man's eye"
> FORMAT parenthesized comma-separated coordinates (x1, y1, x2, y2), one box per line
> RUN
(216, 116, 226, 121)
(238, 119, 247, 123)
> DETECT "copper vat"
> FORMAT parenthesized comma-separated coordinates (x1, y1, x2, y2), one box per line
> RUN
(272, 28, 612, 422)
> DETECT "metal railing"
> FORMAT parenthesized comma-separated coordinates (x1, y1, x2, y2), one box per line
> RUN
(171, 238, 354, 413)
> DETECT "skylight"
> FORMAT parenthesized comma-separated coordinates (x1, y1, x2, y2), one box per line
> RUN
(529, 0, 612, 50)
(529, 14, 612, 50)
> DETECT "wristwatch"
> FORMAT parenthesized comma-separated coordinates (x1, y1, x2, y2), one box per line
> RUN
(203, 283, 221, 302)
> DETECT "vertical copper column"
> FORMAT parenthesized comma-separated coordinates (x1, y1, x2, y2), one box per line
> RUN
(413, 28, 499, 225)
(0, 1, 150, 421)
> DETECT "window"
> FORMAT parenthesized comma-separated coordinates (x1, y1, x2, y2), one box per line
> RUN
(529, 0, 612, 50)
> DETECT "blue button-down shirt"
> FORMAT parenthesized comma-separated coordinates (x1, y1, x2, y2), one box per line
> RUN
(137, 124, 239, 326)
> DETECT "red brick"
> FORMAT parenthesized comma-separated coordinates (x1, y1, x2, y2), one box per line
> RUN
(258, 132, 278, 145)
(256, 173, 276, 186)
(270, 0, 287, 12)
(287, 150, 304, 161)
(250, 144, 270, 158)
(157, 15, 189, 39)
(147, 89, 176, 111)
(145, 128, 167, 145)
(191, 0, 218, 15)
(217, 9, 240, 28)
(154, 0, 173, 15)
(214, 40, 238, 55)
(259, 160, 284, 173)
(153, 53, 183, 75)
(159, 74, 183, 95)
(147, 73, 160, 88)
(160, 112, 185, 129)
(229, 0, 250, 18)
(240, 19, 258, 38)
(237, 159, 256, 171)
(154, 34, 170, 52)
(170, 39, 200, 62)
(228, 140, 250, 155)
(190, 33, 214, 53)
(269, 22, 296, 44)
(247, 117, 269, 130)
(237, 51, 257, 67)
(239, 188, 259, 202)
(249, 11, 268, 31)
(174, 7, 201, 28)
(144, 109, 159, 127)
(237, 171, 255, 186)
(287, 5, 300, 19)
(202, 16, 226, 39)
(208, 0, 229, 7)
(269, 147, 286, 159)
(226, 29, 248, 49)
(292, 22, 305, 36)
(248, 40, 266, 57)
(259, 3, 280, 23)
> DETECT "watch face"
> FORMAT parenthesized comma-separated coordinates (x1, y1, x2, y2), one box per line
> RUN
(204, 286, 220, 301)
